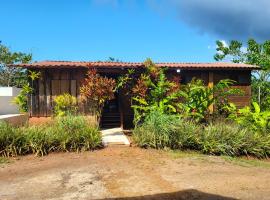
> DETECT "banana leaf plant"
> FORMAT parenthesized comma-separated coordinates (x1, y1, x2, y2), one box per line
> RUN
(176, 78, 243, 122)
(228, 102, 270, 132)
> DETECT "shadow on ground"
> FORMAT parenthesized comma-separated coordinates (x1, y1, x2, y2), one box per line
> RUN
(96, 189, 237, 200)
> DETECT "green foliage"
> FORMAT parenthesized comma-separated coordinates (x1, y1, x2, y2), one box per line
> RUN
(214, 39, 270, 111)
(178, 78, 242, 121)
(0, 122, 26, 157)
(201, 122, 270, 158)
(80, 69, 116, 116)
(251, 71, 270, 110)
(214, 39, 270, 70)
(133, 112, 270, 158)
(53, 93, 77, 116)
(13, 70, 40, 113)
(54, 115, 102, 152)
(133, 111, 181, 149)
(229, 102, 270, 132)
(0, 116, 102, 157)
(133, 111, 200, 150)
(118, 58, 240, 124)
(12, 83, 33, 113)
(130, 59, 183, 124)
(0, 41, 32, 87)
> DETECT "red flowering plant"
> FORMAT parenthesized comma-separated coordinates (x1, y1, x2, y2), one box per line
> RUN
(80, 69, 116, 118)
(117, 58, 183, 125)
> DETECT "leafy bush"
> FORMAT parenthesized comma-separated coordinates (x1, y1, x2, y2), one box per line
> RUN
(23, 126, 53, 156)
(0, 116, 102, 157)
(133, 111, 179, 148)
(80, 69, 116, 117)
(53, 93, 77, 116)
(200, 122, 250, 156)
(13, 84, 33, 113)
(54, 115, 101, 152)
(228, 102, 270, 133)
(201, 122, 270, 158)
(133, 111, 200, 149)
(0, 122, 26, 157)
(133, 112, 270, 158)
(177, 78, 242, 122)
(13, 70, 40, 113)
(118, 58, 241, 124)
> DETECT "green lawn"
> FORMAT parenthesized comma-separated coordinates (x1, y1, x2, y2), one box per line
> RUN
(167, 149, 270, 168)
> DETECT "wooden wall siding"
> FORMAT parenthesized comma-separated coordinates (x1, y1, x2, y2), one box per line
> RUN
(31, 68, 85, 117)
(30, 68, 252, 121)
(227, 86, 251, 108)
(45, 70, 52, 116)
(213, 71, 251, 108)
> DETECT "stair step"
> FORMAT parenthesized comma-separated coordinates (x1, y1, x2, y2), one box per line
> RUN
(102, 116, 120, 119)
(102, 114, 120, 117)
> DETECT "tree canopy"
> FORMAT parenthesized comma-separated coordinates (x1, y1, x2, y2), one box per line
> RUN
(0, 41, 32, 87)
(214, 39, 270, 70)
(214, 39, 270, 110)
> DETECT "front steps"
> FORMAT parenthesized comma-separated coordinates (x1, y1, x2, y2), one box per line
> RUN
(101, 128, 130, 147)
(100, 112, 121, 128)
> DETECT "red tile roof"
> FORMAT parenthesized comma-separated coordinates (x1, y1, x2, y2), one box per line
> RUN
(11, 60, 259, 70)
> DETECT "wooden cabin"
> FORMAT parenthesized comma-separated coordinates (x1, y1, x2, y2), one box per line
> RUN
(14, 61, 258, 129)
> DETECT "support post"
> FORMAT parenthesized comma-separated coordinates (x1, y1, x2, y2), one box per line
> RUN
(208, 72, 214, 114)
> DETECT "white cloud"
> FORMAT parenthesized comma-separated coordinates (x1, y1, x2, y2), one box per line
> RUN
(220, 40, 228, 48)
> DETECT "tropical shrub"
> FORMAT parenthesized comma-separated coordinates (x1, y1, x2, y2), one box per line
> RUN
(117, 58, 241, 124)
(53, 93, 77, 116)
(177, 78, 242, 121)
(133, 111, 200, 149)
(80, 69, 116, 117)
(0, 122, 26, 157)
(201, 122, 270, 158)
(133, 112, 270, 158)
(129, 59, 184, 124)
(13, 70, 40, 113)
(13, 83, 33, 113)
(214, 39, 270, 112)
(0, 115, 102, 157)
(133, 111, 180, 148)
(54, 115, 101, 152)
(228, 102, 270, 133)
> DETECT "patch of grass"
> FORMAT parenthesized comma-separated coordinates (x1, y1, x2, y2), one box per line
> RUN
(166, 149, 270, 168)
(0, 157, 9, 165)
(166, 149, 204, 159)
(221, 156, 270, 168)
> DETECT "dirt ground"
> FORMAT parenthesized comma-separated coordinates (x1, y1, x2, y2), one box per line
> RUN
(0, 147, 270, 200)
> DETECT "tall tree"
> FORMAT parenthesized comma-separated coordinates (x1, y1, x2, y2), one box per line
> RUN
(214, 39, 270, 110)
(0, 41, 32, 87)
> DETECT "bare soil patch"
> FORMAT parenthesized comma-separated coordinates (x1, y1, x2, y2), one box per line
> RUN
(0, 147, 270, 200)
(28, 117, 53, 126)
